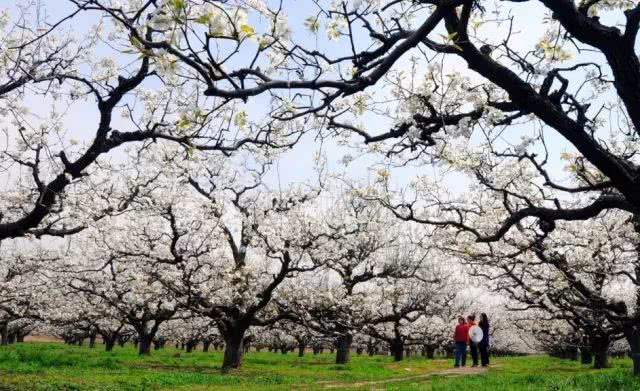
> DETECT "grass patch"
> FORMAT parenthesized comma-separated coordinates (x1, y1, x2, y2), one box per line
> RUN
(0, 343, 639, 390)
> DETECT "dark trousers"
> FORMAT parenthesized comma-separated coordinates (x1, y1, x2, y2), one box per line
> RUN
(470, 343, 479, 366)
(454, 341, 467, 366)
(479, 343, 489, 366)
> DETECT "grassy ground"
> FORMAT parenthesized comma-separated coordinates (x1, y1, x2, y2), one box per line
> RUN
(0, 343, 639, 390)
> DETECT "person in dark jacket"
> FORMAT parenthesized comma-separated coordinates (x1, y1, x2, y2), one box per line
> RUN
(453, 317, 468, 367)
(478, 313, 490, 367)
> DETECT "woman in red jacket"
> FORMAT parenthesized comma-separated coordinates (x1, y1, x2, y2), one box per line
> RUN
(453, 317, 468, 367)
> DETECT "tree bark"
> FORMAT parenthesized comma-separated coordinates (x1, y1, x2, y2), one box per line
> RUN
(0, 322, 8, 346)
(335, 334, 353, 364)
(222, 329, 247, 371)
(568, 346, 578, 361)
(391, 339, 404, 362)
(367, 344, 375, 356)
(298, 343, 306, 357)
(581, 347, 593, 365)
(138, 335, 153, 355)
(104, 336, 116, 352)
(426, 345, 435, 359)
(628, 326, 640, 377)
(89, 332, 97, 348)
(203, 340, 211, 352)
(592, 336, 610, 369)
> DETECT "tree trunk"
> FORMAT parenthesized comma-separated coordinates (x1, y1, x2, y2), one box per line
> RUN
(222, 329, 247, 371)
(580, 347, 593, 365)
(335, 334, 353, 364)
(89, 333, 97, 348)
(153, 337, 165, 350)
(568, 346, 578, 361)
(138, 335, 152, 356)
(629, 327, 640, 377)
(203, 340, 211, 352)
(633, 346, 640, 377)
(592, 336, 610, 369)
(16, 332, 25, 343)
(593, 349, 609, 369)
(426, 345, 435, 359)
(298, 343, 306, 357)
(104, 336, 116, 352)
(367, 339, 376, 356)
(391, 339, 404, 362)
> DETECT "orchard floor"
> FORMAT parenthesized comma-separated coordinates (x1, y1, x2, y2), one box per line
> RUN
(1, 343, 640, 391)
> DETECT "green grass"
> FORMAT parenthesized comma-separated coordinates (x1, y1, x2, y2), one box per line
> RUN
(0, 343, 639, 390)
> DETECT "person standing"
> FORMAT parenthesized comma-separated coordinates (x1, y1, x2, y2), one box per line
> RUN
(479, 313, 490, 367)
(453, 317, 469, 368)
(467, 315, 480, 367)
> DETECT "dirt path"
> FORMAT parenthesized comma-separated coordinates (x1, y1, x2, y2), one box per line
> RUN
(321, 366, 488, 389)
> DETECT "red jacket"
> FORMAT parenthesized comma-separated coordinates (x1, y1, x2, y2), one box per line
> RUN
(454, 323, 469, 343)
